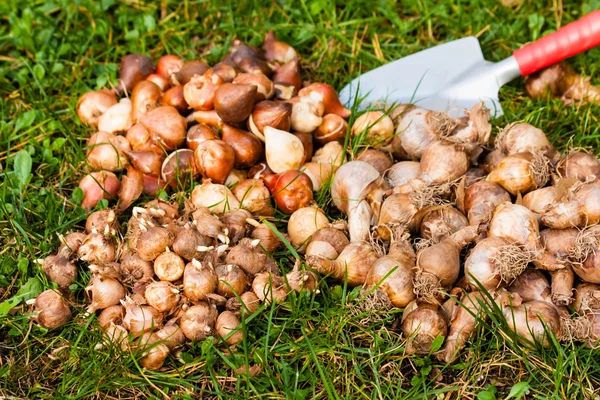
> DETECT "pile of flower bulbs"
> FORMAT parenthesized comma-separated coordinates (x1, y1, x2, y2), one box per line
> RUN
(30, 28, 600, 368)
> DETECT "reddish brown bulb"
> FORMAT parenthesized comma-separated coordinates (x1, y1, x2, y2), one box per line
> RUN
(263, 171, 313, 214)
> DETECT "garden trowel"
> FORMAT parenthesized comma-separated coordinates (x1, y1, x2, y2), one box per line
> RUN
(339, 11, 600, 117)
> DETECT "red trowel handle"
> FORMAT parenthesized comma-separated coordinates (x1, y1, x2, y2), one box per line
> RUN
(513, 10, 600, 76)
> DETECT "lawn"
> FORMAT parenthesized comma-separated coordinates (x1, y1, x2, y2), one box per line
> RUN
(1, 0, 600, 398)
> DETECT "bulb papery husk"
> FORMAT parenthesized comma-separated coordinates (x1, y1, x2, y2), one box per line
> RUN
(127, 151, 165, 176)
(77, 89, 118, 127)
(503, 300, 562, 348)
(98, 98, 133, 134)
(216, 311, 244, 346)
(356, 149, 394, 174)
(418, 140, 469, 185)
(118, 166, 144, 211)
(394, 107, 455, 159)
(42, 255, 77, 288)
(495, 122, 559, 162)
(419, 206, 468, 243)
(573, 283, 600, 314)
(375, 194, 419, 241)
(508, 268, 552, 303)
(86, 131, 131, 172)
(488, 202, 541, 250)
(221, 124, 264, 169)
(123, 297, 164, 337)
(273, 58, 302, 91)
(486, 151, 551, 196)
(264, 126, 305, 173)
(232, 71, 274, 102)
(162, 85, 188, 113)
(155, 323, 187, 350)
(191, 206, 226, 238)
(78, 232, 117, 264)
(79, 171, 121, 210)
(367, 253, 416, 308)
(154, 249, 186, 282)
(250, 222, 282, 253)
(183, 260, 218, 302)
(186, 124, 218, 151)
(385, 161, 421, 188)
(286, 269, 319, 292)
(172, 227, 209, 261)
(139, 106, 187, 152)
(216, 264, 248, 297)
(220, 209, 253, 244)
(183, 69, 223, 111)
(541, 182, 600, 229)
(226, 238, 267, 275)
(86, 275, 126, 312)
(287, 207, 329, 248)
(174, 60, 210, 85)
(145, 281, 181, 313)
(120, 252, 154, 285)
(194, 139, 235, 184)
(33, 289, 72, 329)
(191, 181, 240, 214)
(135, 332, 170, 371)
(402, 304, 447, 355)
(58, 231, 88, 259)
(117, 54, 154, 94)
(98, 305, 125, 329)
(314, 114, 348, 146)
(306, 241, 379, 286)
(180, 302, 218, 341)
(248, 100, 292, 141)
(252, 272, 288, 303)
(555, 151, 600, 183)
(298, 82, 351, 119)
(136, 226, 174, 261)
(461, 180, 511, 226)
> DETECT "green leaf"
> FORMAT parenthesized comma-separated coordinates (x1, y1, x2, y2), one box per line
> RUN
(33, 64, 45, 80)
(14, 110, 36, 133)
(430, 335, 445, 353)
(527, 13, 545, 41)
(71, 187, 84, 205)
(506, 381, 530, 399)
(0, 277, 43, 317)
(13, 150, 32, 189)
(477, 391, 496, 400)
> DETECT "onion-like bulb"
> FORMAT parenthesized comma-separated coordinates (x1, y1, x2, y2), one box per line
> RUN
(232, 179, 273, 216)
(556, 151, 600, 183)
(226, 291, 261, 315)
(262, 170, 314, 215)
(385, 161, 420, 188)
(33, 289, 71, 329)
(180, 302, 218, 341)
(351, 111, 394, 147)
(375, 194, 418, 241)
(460, 180, 511, 226)
(172, 227, 209, 261)
(503, 301, 562, 347)
(306, 241, 379, 286)
(221, 209, 252, 244)
(298, 82, 350, 118)
(464, 237, 536, 290)
(119, 252, 154, 285)
(77, 89, 118, 127)
(495, 122, 558, 161)
(136, 332, 170, 371)
(226, 238, 268, 275)
(508, 268, 552, 303)
(331, 161, 385, 242)
(550, 266, 575, 306)
(122, 297, 164, 337)
(437, 291, 483, 363)
(79, 171, 121, 210)
(540, 228, 579, 260)
(417, 140, 469, 185)
(522, 186, 560, 215)
(252, 272, 288, 303)
(401, 303, 447, 355)
(366, 251, 416, 308)
(183, 259, 218, 301)
(78, 231, 117, 264)
(573, 283, 600, 314)
(286, 268, 319, 292)
(541, 182, 600, 229)
(216, 311, 244, 345)
(145, 281, 180, 312)
(191, 181, 240, 214)
(419, 206, 468, 243)
(264, 126, 305, 173)
(215, 264, 248, 297)
(305, 227, 350, 260)
(154, 249, 186, 281)
(249, 221, 282, 253)
(139, 106, 187, 152)
(192, 206, 226, 238)
(42, 255, 77, 288)
(137, 226, 174, 261)
(155, 322, 187, 350)
(86, 131, 131, 172)
(98, 98, 133, 134)
(86, 275, 126, 312)
(393, 107, 454, 159)
(103, 323, 129, 351)
(287, 207, 329, 249)
(97, 305, 124, 329)
(486, 152, 551, 195)
(58, 231, 87, 259)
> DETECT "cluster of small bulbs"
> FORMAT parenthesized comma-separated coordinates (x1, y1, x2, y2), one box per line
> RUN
(29, 30, 600, 369)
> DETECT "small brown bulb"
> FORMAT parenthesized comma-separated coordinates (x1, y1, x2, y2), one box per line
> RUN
(76, 90, 118, 127)
(139, 106, 187, 152)
(213, 83, 257, 124)
(172, 227, 209, 261)
(314, 114, 348, 146)
(154, 250, 186, 281)
(156, 55, 184, 78)
(57, 232, 87, 259)
(272, 58, 302, 91)
(42, 255, 77, 288)
(86, 208, 119, 234)
(186, 123, 218, 151)
(162, 85, 188, 113)
(252, 272, 288, 304)
(221, 124, 264, 169)
(248, 101, 292, 140)
(120, 252, 154, 285)
(131, 81, 162, 123)
(184, 70, 223, 111)
(78, 232, 117, 264)
(174, 60, 210, 85)
(117, 54, 154, 94)
(146, 73, 170, 92)
(213, 62, 238, 83)
(356, 149, 393, 174)
(216, 264, 248, 297)
(137, 226, 174, 261)
(137, 332, 170, 371)
(127, 151, 165, 177)
(305, 227, 350, 260)
(233, 72, 274, 102)
(226, 291, 261, 315)
(194, 139, 236, 184)
(97, 305, 125, 329)
(155, 322, 187, 350)
(238, 57, 273, 76)
(145, 281, 181, 313)
(226, 238, 267, 275)
(220, 209, 252, 244)
(33, 290, 71, 329)
(123, 298, 163, 337)
(286, 269, 318, 292)
(250, 223, 282, 253)
(161, 149, 198, 189)
(86, 275, 126, 312)
(232, 179, 273, 216)
(180, 302, 218, 341)
(216, 311, 244, 345)
(183, 259, 218, 301)
(79, 171, 121, 210)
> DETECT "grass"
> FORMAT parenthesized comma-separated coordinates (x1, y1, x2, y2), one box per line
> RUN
(1, 0, 600, 398)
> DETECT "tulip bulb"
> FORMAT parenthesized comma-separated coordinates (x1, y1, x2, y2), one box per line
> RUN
(351, 111, 394, 146)
(248, 101, 292, 141)
(33, 289, 71, 329)
(264, 126, 304, 173)
(221, 124, 264, 168)
(299, 83, 351, 119)
(191, 181, 240, 214)
(117, 54, 154, 94)
(77, 90, 118, 127)
(98, 98, 133, 134)
(79, 171, 121, 210)
(287, 207, 329, 248)
(139, 106, 187, 152)
(183, 70, 223, 111)
(262, 170, 314, 215)
(290, 99, 323, 133)
(232, 179, 273, 215)
(131, 81, 162, 123)
(213, 83, 257, 124)
(86, 131, 131, 172)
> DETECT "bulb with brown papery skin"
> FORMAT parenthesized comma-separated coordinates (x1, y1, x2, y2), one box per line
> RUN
(162, 85, 188, 113)
(226, 238, 267, 275)
(306, 241, 379, 286)
(33, 290, 71, 329)
(123, 297, 163, 337)
(154, 250, 186, 281)
(495, 122, 559, 162)
(375, 193, 418, 241)
(232, 179, 273, 216)
(98, 305, 124, 329)
(555, 151, 600, 183)
(314, 114, 348, 146)
(77, 90, 118, 127)
(247, 101, 292, 141)
(252, 272, 288, 303)
(486, 151, 552, 195)
(191, 181, 240, 214)
(237, 57, 273, 76)
(79, 171, 121, 210)
(488, 203, 541, 251)
(139, 106, 187, 152)
(461, 180, 511, 226)
(221, 124, 264, 169)
(351, 111, 394, 147)
(78, 232, 116, 264)
(540, 228, 579, 261)
(287, 207, 329, 249)
(86, 131, 131, 172)
(305, 227, 349, 260)
(117, 166, 144, 212)
(135, 332, 170, 371)
(146, 73, 171, 92)
(220, 209, 252, 244)
(213, 83, 257, 124)
(98, 99, 133, 134)
(127, 151, 165, 176)
(161, 149, 198, 189)
(186, 124, 218, 151)
(213, 62, 238, 83)
(437, 291, 484, 363)
(174, 60, 210, 85)
(419, 206, 468, 243)
(503, 300, 562, 348)
(293, 132, 314, 165)
(573, 283, 600, 314)
(367, 248, 416, 308)
(262, 31, 297, 65)
(216, 264, 248, 297)
(233, 71, 274, 102)
(522, 186, 560, 215)
(86, 275, 126, 312)
(117, 54, 154, 94)
(286, 268, 319, 293)
(312, 141, 346, 166)
(215, 311, 243, 346)
(273, 58, 302, 91)
(299, 83, 351, 119)
(263, 170, 314, 215)
(85, 208, 118, 234)
(131, 81, 162, 123)
(385, 161, 420, 188)
(172, 228, 209, 261)
(145, 281, 180, 313)
(183, 259, 218, 301)
(156, 55, 183, 79)
(120, 252, 154, 285)
(541, 182, 600, 229)
(191, 206, 226, 238)
(418, 140, 469, 185)
(193, 139, 235, 184)
(508, 268, 552, 303)
(125, 121, 153, 151)
(249, 222, 282, 253)
(58, 232, 87, 259)
(136, 226, 174, 261)
(226, 291, 261, 315)
(550, 266, 575, 306)
(155, 322, 186, 350)
(180, 302, 218, 341)
(402, 303, 447, 355)
(393, 107, 453, 159)
(356, 149, 393, 175)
